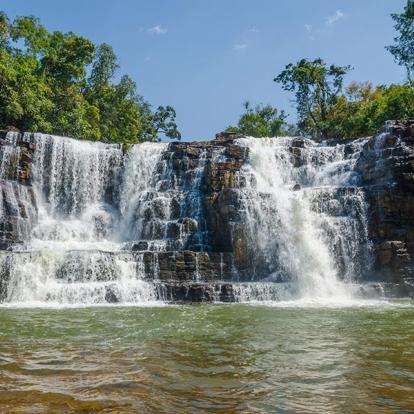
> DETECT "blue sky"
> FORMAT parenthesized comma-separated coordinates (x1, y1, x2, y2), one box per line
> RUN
(2, 0, 408, 141)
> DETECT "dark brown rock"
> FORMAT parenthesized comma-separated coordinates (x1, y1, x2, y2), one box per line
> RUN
(357, 121, 414, 288)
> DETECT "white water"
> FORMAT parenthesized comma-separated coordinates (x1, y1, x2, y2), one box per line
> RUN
(0, 133, 219, 305)
(118, 142, 167, 241)
(0, 132, 376, 306)
(1, 133, 166, 304)
(236, 137, 372, 300)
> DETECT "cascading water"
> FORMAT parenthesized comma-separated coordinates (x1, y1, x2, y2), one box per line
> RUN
(0, 130, 375, 305)
(0, 132, 222, 305)
(118, 142, 168, 244)
(235, 136, 372, 300)
(28, 133, 123, 251)
(1, 133, 166, 305)
(118, 144, 210, 252)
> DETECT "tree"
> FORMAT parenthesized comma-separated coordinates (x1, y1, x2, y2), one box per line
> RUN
(226, 102, 287, 137)
(86, 46, 138, 143)
(323, 82, 414, 139)
(0, 14, 53, 132)
(138, 101, 181, 141)
(8, 15, 48, 55)
(0, 11, 181, 143)
(274, 58, 351, 139)
(368, 83, 414, 125)
(88, 43, 118, 95)
(386, 0, 414, 82)
(324, 82, 381, 138)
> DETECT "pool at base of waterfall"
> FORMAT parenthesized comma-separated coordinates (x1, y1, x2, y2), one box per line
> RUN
(0, 301, 413, 414)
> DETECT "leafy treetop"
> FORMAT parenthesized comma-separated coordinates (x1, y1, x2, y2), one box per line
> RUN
(386, 0, 414, 82)
(0, 12, 181, 143)
(226, 102, 288, 137)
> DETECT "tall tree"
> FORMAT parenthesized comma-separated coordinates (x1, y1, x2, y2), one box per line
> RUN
(274, 58, 351, 139)
(386, 0, 414, 82)
(87, 43, 118, 97)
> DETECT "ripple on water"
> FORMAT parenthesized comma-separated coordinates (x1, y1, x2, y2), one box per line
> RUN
(0, 303, 413, 413)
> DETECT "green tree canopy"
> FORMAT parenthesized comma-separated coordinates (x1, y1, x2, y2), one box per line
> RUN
(274, 58, 351, 139)
(226, 102, 288, 137)
(324, 82, 414, 139)
(0, 11, 181, 143)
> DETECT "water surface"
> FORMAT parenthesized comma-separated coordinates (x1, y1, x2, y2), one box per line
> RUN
(0, 302, 413, 413)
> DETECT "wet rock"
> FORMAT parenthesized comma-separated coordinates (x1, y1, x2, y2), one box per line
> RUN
(158, 281, 238, 303)
(1, 124, 414, 302)
(131, 241, 149, 251)
(218, 283, 235, 302)
(105, 286, 120, 303)
(291, 138, 306, 148)
(160, 282, 215, 302)
(215, 131, 243, 142)
(357, 120, 414, 286)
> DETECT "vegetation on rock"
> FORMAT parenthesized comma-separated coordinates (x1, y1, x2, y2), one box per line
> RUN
(225, 102, 290, 137)
(228, 0, 414, 140)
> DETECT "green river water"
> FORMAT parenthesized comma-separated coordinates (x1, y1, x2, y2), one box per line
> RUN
(0, 301, 413, 413)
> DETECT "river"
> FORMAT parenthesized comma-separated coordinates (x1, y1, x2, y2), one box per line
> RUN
(1, 301, 413, 413)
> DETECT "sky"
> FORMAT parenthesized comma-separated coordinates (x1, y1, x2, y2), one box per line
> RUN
(1, 0, 408, 141)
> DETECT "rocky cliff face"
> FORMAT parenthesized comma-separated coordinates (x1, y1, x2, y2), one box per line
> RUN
(0, 131, 37, 250)
(0, 130, 255, 303)
(356, 121, 414, 296)
(0, 124, 413, 303)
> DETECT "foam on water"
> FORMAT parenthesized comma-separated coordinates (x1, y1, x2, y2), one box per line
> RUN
(243, 296, 413, 309)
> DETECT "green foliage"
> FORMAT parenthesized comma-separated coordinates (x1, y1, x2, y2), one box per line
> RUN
(386, 0, 414, 82)
(235, 3, 414, 141)
(0, 12, 180, 143)
(316, 82, 414, 139)
(88, 43, 118, 94)
(139, 104, 181, 142)
(274, 58, 351, 139)
(372, 83, 414, 121)
(226, 102, 288, 137)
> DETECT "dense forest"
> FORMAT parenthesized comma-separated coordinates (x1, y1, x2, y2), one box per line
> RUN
(0, 12, 180, 143)
(228, 0, 414, 140)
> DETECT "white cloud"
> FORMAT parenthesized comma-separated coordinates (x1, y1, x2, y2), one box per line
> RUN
(234, 43, 247, 50)
(248, 27, 259, 33)
(326, 10, 344, 25)
(147, 25, 168, 35)
(304, 24, 315, 40)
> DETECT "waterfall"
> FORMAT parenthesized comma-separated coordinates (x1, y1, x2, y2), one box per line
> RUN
(0, 133, 166, 305)
(118, 144, 212, 252)
(0, 250, 158, 304)
(0, 131, 375, 305)
(118, 142, 168, 242)
(24, 133, 123, 251)
(0, 132, 220, 305)
(235, 137, 371, 299)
